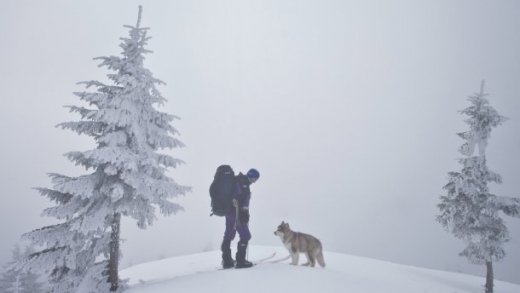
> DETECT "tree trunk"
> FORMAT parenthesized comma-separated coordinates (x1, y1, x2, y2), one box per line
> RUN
(485, 261, 494, 293)
(108, 213, 121, 292)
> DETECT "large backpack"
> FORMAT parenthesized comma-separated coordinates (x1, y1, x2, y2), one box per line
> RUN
(209, 165, 236, 216)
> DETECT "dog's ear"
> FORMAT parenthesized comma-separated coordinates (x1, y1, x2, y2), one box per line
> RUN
(281, 221, 285, 225)
(284, 222, 290, 228)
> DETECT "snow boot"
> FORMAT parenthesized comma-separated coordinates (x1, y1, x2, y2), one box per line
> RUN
(222, 255, 235, 269)
(235, 259, 253, 269)
(235, 242, 253, 269)
(221, 241, 235, 269)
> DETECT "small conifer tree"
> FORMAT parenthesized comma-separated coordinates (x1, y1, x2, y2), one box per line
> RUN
(0, 245, 46, 293)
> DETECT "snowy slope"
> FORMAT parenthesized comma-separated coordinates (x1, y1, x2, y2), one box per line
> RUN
(121, 246, 519, 293)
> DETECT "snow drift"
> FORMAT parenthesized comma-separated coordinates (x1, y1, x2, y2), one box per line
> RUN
(121, 246, 519, 293)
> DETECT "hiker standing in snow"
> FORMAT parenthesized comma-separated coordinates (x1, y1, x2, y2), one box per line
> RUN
(221, 168, 260, 269)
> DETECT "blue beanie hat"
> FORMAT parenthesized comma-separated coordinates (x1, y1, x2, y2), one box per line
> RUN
(246, 168, 260, 180)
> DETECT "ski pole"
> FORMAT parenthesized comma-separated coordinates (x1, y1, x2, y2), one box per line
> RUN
(234, 199, 239, 229)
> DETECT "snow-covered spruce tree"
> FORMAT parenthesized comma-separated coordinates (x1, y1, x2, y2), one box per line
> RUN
(437, 81, 520, 293)
(0, 245, 46, 293)
(19, 6, 190, 292)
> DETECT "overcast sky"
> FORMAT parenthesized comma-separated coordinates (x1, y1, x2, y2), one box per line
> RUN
(1, 0, 519, 284)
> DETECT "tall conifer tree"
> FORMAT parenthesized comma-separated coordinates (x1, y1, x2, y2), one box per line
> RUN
(437, 81, 520, 293)
(19, 6, 190, 292)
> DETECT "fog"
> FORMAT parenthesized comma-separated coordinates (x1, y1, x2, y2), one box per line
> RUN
(1, 0, 519, 284)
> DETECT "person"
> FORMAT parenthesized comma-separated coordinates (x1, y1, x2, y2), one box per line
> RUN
(221, 168, 260, 269)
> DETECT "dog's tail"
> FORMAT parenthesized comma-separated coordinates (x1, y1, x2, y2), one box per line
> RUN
(316, 249, 326, 267)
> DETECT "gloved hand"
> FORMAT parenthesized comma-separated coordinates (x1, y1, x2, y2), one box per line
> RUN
(239, 209, 250, 224)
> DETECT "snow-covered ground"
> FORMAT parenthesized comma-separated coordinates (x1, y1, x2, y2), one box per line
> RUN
(121, 246, 519, 293)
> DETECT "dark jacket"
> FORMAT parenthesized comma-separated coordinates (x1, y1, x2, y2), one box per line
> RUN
(232, 173, 251, 209)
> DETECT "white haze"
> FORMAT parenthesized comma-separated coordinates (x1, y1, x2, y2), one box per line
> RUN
(0, 0, 519, 284)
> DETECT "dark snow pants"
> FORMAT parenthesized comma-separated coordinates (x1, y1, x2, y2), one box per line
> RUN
(221, 209, 251, 256)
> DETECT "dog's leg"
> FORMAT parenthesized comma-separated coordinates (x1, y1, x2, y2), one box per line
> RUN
(309, 251, 316, 267)
(302, 252, 311, 266)
(289, 251, 296, 265)
(291, 252, 299, 265)
(316, 249, 326, 267)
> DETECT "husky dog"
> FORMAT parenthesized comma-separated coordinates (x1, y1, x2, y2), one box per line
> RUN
(274, 221, 325, 267)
